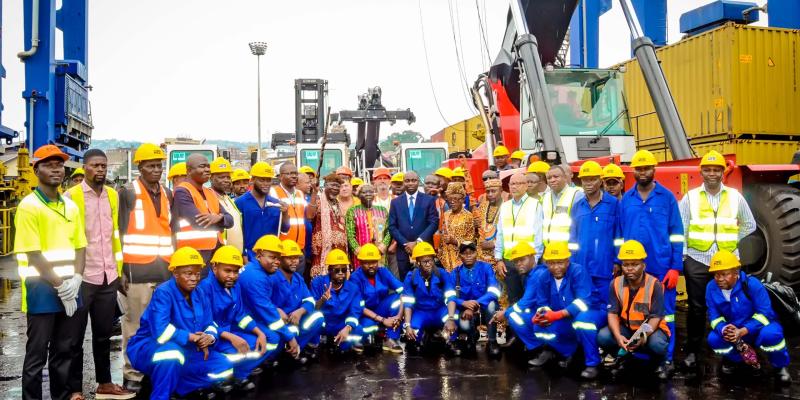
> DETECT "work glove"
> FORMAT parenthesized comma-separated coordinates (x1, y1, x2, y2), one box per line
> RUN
(54, 280, 78, 317)
(542, 310, 568, 324)
(662, 269, 679, 290)
(57, 274, 82, 301)
(60, 297, 78, 317)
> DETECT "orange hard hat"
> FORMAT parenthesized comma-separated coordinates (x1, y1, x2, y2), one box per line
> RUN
(336, 166, 353, 177)
(373, 167, 392, 179)
(33, 145, 69, 166)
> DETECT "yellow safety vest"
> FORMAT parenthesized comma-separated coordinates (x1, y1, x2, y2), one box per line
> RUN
(500, 195, 539, 259)
(686, 187, 740, 252)
(542, 186, 578, 246)
(67, 184, 124, 276)
(218, 192, 243, 253)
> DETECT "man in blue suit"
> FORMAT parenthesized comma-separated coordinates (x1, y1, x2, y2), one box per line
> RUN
(389, 171, 440, 280)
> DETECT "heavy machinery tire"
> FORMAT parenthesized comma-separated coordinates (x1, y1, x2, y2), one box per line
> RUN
(741, 184, 800, 286)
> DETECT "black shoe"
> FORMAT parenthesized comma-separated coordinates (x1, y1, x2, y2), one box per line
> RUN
(487, 341, 502, 359)
(234, 378, 256, 392)
(448, 341, 462, 357)
(123, 379, 142, 393)
(720, 360, 736, 375)
(212, 381, 233, 394)
(500, 336, 517, 349)
(581, 366, 599, 380)
(656, 361, 674, 380)
(528, 349, 555, 368)
(558, 355, 572, 369)
(776, 367, 792, 385)
(682, 352, 697, 370)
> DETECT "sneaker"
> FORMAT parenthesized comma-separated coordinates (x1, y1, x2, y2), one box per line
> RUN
(682, 352, 697, 370)
(776, 367, 792, 385)
(382, 338, 403, 354)
(122, 380, 142, 394)
(580, 366, 599, 380)
(528, 349, 555, 368)
(233, 379, 256, 392)
(656, 361, 674, 380)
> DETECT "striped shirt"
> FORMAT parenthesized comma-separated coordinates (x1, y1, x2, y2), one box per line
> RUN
(678, 184, 756, 266)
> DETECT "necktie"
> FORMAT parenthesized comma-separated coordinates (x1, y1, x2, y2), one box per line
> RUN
(408, 195, 415, 223)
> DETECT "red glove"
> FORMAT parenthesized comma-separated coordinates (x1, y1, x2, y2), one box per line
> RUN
(532, 314, 546, 325)
(662, 269, 680, 290)
(542, 310, 567, 324)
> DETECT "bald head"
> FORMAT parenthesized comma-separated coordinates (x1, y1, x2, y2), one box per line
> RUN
(403, 171, 419, 194)
(186, 154, 211, 185)
(186, 153, 207, 169)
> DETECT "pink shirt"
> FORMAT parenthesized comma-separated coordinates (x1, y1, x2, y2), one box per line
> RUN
(67, 181, 117, 285)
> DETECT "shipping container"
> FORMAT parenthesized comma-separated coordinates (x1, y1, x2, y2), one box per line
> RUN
(644, 139, 799, 165)
(619, 23, 800, 148)
(431, 115, 487, 153)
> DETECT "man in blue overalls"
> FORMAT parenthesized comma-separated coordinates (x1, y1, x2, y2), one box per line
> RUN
(198, 245, 280, 391)
(126, 247, 235, 400)
(451, 241, 502, 358)
(401, 242, 458, 354)
(349, 243, 405, 353)
(310, 249, 364, 354)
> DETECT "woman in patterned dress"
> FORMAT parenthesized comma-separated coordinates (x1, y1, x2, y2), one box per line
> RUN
(438, 183, 476, 272)
(345, 184, 391, 268)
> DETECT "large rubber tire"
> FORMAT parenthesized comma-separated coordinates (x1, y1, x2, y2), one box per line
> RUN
(740, 184, 800, 286)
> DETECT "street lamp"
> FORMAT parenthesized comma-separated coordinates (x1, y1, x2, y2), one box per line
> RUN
(249, 41, 268, 162)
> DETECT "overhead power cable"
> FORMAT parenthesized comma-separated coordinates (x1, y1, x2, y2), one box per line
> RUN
(417, 0, 452, 127)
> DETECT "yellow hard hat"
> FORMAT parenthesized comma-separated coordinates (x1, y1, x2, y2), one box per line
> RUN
(411, 242, 436, 259)
(452, 167, 466, 178)
(700, 150, 727, 169)
(231, 168, 251, 182)
(70, 168, 85, 178)
(493, 145, 510, 157)
(210, 157, 232, 174)
(134, 143, 166, 164)
(617, 240, 648, 261)
(630, 150, 658, 168)
(510, 150, 525, 161)
(168, 162, 187, 179)
(351, 177, 364, 186)
(708, 250, 741, 272)
(325, 249, 350, 266)
(508, 242, 537, 260)
(250, 162, 275, 179)
(280, 239, 303, 257)
(577, 161, 603, 178)
(602, 164, 625, 180)
(435, 167, 453, 179)
(527, 161, 550, 175)
(357, 243, 382, 261)
(168, 247, 205, 271)
(542, 242, 571, 261)
(299, 165, 316, 176)
(391, 172, 405, 183)
(210, 245, 244, 267)
(253, 234, 282, 253)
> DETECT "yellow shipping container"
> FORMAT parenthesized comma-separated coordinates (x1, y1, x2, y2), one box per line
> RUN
(620, 23, 800, 147)
(644, 139, 799, 165)
(431, 115, 486, 153)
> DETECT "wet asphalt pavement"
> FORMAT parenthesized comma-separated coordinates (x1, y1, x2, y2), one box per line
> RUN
(2, 255, 800, 399)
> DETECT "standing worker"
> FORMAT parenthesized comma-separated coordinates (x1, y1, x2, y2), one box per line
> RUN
(172, 153, 233, 264)
(167, 162, 187, 189)
(118, 143, 175, 393)
(16, 145, 87, 400)
(210, 157, 244, 254)
(542, 165, 583, 247)
(619, 150, 684, 379)
(65, 149, 134, 399)
(679, 151, 756, 369)
(235, 162, 289, 260)
(526, 161, 550, 201)
(270, 162, 312, 274)
(494, 173, 543, 305)
(68, 167, 85, 188)
(492, 145, 513, 171)
(569, 161, 622, 309)
(601, 164, 625, 200)
(390, 172, 405, 196)
(230, 169, 251, 198)
(509, 150, 525, 169)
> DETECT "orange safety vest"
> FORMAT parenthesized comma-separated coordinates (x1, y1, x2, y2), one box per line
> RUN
(175, 182, 223, 250)
(122, 179, 173, 264)
(613, 274, 671, 337)
(270, 185, 307, 248)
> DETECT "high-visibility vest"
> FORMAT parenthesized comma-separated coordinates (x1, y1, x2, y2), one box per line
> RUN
(542, 186, 579, 246)
(122, 179, 173, 264)
(499, 195, 539, 259)
(269, 185, 307, 248)
(686, 187, 740, 252)
(217, 192, 243, 253)
(15, 192, 81, 280)
(613, 274, 671, 337)
(175, 182, 223, 250)
(67, 184, 123, 276)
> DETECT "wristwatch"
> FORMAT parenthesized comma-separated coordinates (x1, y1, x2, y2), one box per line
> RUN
(402, 322, 411, 329)
(448, 315, 456, 321)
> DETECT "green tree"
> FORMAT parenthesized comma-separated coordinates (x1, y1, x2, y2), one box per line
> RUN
(378, 130, 425, 152)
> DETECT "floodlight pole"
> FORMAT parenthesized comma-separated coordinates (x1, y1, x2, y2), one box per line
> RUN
(249, 42, 268, 162)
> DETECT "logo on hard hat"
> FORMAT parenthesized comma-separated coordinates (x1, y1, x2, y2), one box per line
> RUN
(233, 254, 242, 261)
(625, 250, 634, 255)
(189, 254, 200, 260)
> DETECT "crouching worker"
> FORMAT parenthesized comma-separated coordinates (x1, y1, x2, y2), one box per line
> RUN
(401, 242, 458, 354)
(238, 235, 303, 362)
(350, 243, 404, 353)
(311, 250, 364, 354)
(524, 242, 607, 379)
(451, 241, 501, 358)
(271, 239, 325, 360)
(199, 245, 279, 391)
(706, 250, 791, 384)
(598, 240, 671, 377)
(126, 247, 235, 400)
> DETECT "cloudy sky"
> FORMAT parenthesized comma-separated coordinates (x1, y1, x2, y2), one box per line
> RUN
(1, 0, 766, 144)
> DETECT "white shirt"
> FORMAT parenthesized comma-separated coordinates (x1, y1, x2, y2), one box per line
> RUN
(722, 289, 732, 302)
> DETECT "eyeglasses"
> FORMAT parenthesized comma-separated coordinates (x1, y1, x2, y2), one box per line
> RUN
(331, 267, 348, 274)
(417, 259, 435, 265)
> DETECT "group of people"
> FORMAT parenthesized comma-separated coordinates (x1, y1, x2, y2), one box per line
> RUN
(14, 142, 792, 400)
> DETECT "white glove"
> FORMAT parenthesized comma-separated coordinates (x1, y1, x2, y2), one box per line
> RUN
(57, 274, 82, 301)
(60, 297, 78, 317)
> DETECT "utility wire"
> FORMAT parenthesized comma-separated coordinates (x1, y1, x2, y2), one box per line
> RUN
(447, 0, 477, 112)
(417, 0, 451, 127)
(475, 0, 492, 66)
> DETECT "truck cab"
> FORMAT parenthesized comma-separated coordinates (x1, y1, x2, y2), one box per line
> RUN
(165, 144, 218, 188)
(399, 142, 448, 180)
(296, 143, 349, 178)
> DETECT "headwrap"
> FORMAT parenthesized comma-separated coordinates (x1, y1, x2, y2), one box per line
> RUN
(484, 178, 502, 189)
(445, 182, 466, 196)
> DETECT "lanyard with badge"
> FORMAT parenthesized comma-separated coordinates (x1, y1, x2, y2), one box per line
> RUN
(511, 197, 529, 242)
